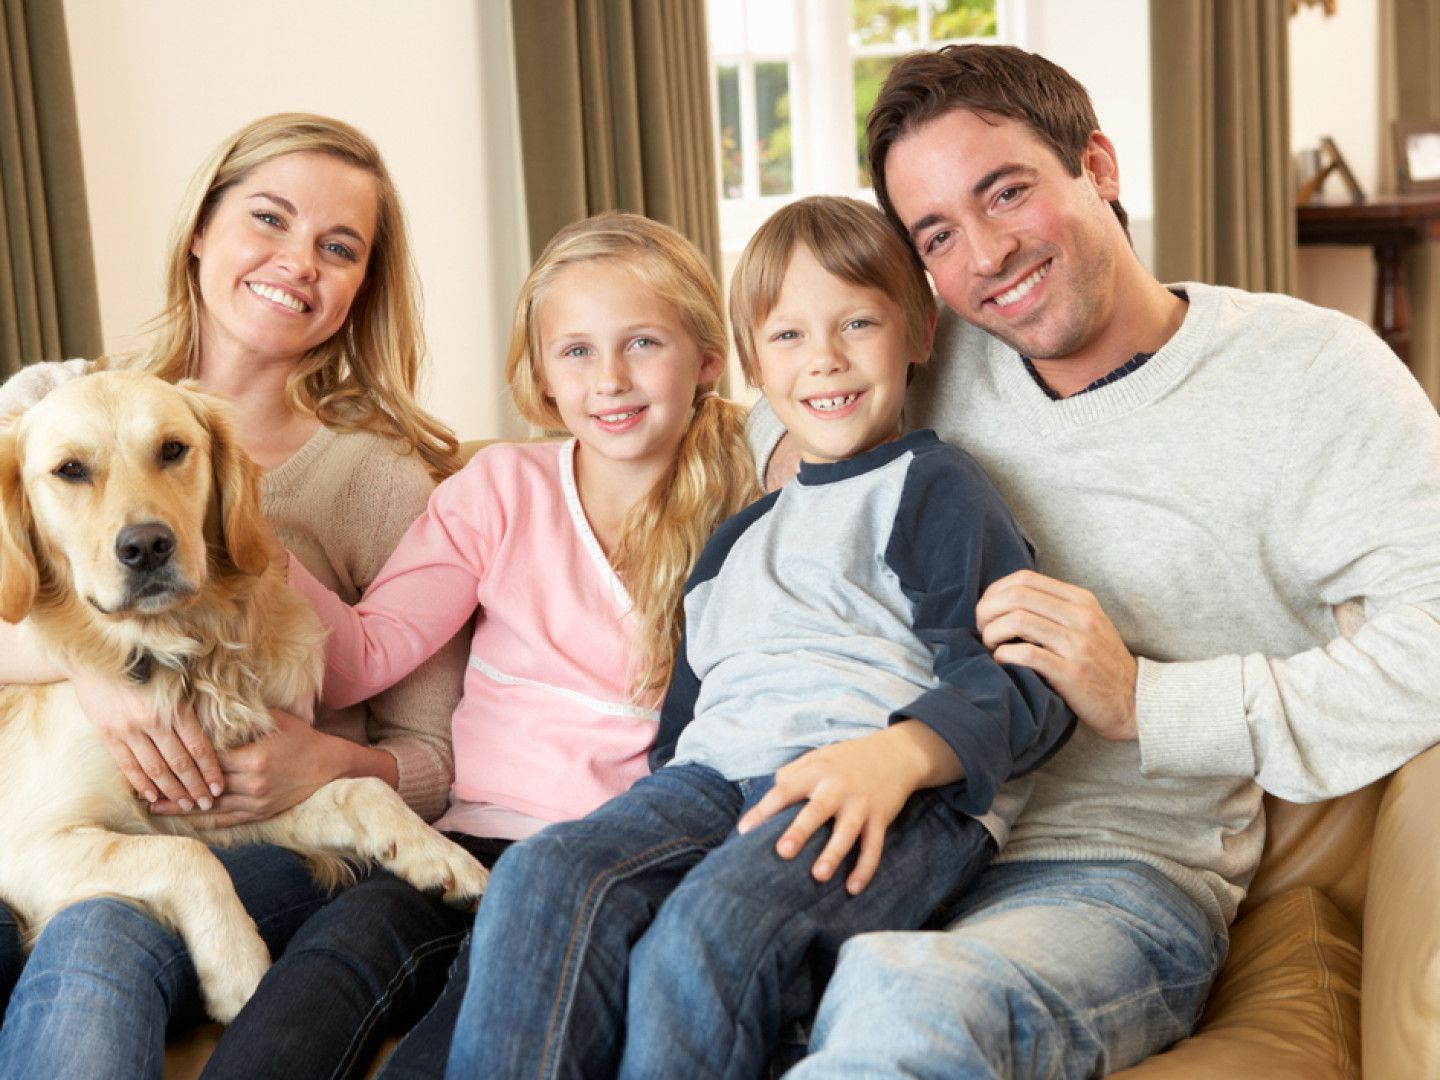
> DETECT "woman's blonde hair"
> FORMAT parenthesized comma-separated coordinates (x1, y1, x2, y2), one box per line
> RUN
(730, 195, 936, 385)
(135, 112, 460, 479)
(506, 212, 758, 694)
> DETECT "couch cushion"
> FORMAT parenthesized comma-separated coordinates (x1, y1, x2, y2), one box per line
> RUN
(1112, 885, 1360, 1079)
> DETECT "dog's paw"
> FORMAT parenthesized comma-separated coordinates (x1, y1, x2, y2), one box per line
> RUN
(196, 929, 271, 1023)
(386, 834, 489, 909)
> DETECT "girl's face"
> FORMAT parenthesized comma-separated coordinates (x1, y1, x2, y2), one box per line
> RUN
(190, 151, 378, 373)
(536, 260, 721, 477)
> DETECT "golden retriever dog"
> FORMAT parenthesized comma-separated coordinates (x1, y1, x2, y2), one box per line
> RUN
(0, 371, 486, 1022)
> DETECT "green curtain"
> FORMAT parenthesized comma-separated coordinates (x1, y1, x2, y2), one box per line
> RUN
(1385, 0, 1440, 405)
(0, 0, 100, 376)
(1149, 0, 1295, 292)
(510, 0, 720, 276)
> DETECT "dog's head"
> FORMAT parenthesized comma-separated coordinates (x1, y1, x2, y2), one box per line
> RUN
(0, 371, 270, 624)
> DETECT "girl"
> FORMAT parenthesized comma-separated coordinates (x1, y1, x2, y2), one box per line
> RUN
(275, 212, 758, 1075)
(0, 114, 469, 1080)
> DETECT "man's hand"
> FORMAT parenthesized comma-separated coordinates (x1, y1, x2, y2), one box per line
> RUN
(71, 670, 223, 809)
(736, 721, 962, 895)
(976, 570, 1139, 740)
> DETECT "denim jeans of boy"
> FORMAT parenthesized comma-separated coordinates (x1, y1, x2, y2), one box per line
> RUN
(786, 859, 1225, 1079)
(444, 762, 995, 1080)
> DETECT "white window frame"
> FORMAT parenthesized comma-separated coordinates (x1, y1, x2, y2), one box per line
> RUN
(709, 0, 1025, 254)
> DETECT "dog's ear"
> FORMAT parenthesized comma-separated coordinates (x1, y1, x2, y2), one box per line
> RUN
(0, 427, 40, 622)
(181, 384, 270, 578)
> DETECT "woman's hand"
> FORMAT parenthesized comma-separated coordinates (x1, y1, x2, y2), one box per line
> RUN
(736, 721, 963, 896)
(70, 669, 224, 810)
(151, 709, 395, 827)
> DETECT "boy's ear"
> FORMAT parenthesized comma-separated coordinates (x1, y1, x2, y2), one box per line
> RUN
(913, 308, 939, 367)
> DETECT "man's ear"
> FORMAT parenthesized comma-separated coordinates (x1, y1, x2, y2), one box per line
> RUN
(0, 428, 39, 623)
(1083, 131, 1122, 202)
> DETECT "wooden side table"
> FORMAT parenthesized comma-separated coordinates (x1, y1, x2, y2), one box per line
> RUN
(1296, 194, 1440, 367)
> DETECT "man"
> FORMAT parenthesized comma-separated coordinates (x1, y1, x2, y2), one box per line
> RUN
(748, 44, 1440, 1077)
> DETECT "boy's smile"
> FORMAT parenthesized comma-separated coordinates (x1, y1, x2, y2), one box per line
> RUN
(756, 246, 924, 466)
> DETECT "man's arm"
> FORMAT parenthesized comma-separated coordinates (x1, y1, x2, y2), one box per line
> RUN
(746, 397, 801, 491)
(983, 323, 1440, 803)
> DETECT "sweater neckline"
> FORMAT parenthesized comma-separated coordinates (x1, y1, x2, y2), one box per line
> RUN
(558, 438, 636, 616)
(994, 282, 1219, 435)
(259, 424, 337, 497)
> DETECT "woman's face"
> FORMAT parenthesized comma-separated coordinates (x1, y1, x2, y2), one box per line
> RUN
(190, 150, 379, 372)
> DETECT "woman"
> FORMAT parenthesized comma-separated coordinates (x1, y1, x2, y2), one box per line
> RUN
(0, 113, 469, 1080)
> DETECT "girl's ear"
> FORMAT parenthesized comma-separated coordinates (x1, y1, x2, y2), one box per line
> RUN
(698, 349, 725, 387)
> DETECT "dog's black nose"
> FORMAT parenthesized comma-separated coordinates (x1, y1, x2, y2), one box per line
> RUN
(115, 523, 176, 573)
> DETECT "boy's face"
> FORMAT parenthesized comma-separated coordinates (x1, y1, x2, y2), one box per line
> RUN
(754, 245, 922, 466)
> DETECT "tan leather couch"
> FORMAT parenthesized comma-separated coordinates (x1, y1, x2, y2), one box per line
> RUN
(161, 741, 1440, 1078)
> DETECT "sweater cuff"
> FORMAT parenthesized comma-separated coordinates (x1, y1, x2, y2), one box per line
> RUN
(1136, 655, 1254, 778)
(382, 741, 451, 822)
(745, 402, 785, 486)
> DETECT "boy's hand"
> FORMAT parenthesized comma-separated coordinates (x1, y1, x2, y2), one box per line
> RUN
(737, 721, 963, 895)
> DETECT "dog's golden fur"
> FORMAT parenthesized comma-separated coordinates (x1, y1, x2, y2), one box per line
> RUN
(0, 371, 485, 1022)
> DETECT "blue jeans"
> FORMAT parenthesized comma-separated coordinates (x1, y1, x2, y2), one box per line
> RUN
(786, 859, 1226, 1079)
(0, 902, 22, 1017)
(200, 864, 471, 1080)
(373, 836, 512, 1080)
(0, 844, 329, 1080)
(444, 763, 996, 1080)
(0, 842, 468, 1080)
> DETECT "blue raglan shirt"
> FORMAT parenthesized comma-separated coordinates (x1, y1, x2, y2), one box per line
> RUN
(652, 429, 1075, 818)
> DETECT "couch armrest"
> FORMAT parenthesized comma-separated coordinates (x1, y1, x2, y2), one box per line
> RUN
(1362, 741, 1440, 1079)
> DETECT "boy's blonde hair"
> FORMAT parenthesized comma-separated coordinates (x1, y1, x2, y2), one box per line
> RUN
(505, 212, 758, 695)
(137, 112, 460, 479)
(729, 195, 936, 386)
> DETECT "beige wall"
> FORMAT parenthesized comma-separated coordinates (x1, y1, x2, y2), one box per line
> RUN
(1290, 0, 1381, 320)
(62, 0, 530, 440)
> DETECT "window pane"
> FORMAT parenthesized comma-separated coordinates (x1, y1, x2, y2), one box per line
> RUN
(853, 56, 898, 187)
(755, 61, 793, 196)
(928, 0, 997, 41)
(717, 64, 744, 199)
(746, 0, 795, 52)
(707, 0, 744, 54)
(852, 0, 919, 47)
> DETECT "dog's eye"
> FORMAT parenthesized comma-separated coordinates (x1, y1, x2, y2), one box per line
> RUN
(54, 460, 90, 483)
(160, 440, 189, 464)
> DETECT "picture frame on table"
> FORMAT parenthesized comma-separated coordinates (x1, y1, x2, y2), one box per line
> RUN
(1393, 120, 1440, 195)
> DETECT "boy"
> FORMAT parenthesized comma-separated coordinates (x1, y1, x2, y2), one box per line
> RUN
(445, 196, 1073, 1080)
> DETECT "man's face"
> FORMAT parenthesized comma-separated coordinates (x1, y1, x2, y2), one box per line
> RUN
(884, 108, 1122, 363)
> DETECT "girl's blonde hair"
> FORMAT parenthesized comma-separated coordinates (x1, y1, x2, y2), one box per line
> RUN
(506, 212, 758, 694)
(135, 112, 460, 479)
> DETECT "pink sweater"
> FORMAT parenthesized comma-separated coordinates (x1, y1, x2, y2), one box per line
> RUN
(288, 440, 658, 823)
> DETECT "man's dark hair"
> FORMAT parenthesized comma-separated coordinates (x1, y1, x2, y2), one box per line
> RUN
(866, 44, 1129, 242)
